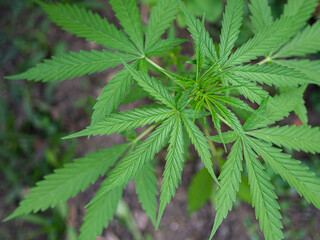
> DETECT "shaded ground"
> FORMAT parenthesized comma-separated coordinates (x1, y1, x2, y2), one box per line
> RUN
(1, 1, 320, 240)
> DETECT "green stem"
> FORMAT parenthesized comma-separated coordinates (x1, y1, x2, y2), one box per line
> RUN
(258, 56, 272, 65)
(146, 57, 186, 90)
(131, 125, 156, 144)
(146, 57, 171, 78)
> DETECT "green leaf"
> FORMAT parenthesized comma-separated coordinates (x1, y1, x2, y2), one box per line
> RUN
(135, 163, 158, 226)
(219, 0, 244, 64)
(229, 64, 310, 87)
(181, 109, 210, 119)
(145, 0, 179, 51)
(244, 87, 305, 130)
(225, 17, 295, 66)
(88, 117, 175, 206)
(210, 95, 256, 116)
(91, 61, 139, 124)
(7, 50, 137, 82)
(110, 0, 144, 52)
(180, 1, 218, 63)
(294, 100, 308, 125)
(210, 139, 242, 238)
(188, 167, 213, 214)
(210, 99, 244, 135)
(181, 114, 219, 184)
(123, 62, 176, 109)
(274, 21, 320, 58)
(249, 0, 273, 34)
(273, 59, 320, 85)
(248, 137, 320, 208)
(246, 125, 320, 154)
(39, 2, 138, 54)
(157, 115, 185, 227)
(146, 38, 187, 56)
(196, 22, 206, 80)
(237, 175, 251, 204)
(222, 74, 268, 104)
(207, 131, 237, 144)
(206, 99, 225, 148)
(66, 106, 175, 138)
(5, 144, 129, 221)
(122, 84, 149, 105)
(243, 141, 284, 240)
(282, 0, 319, 36)
(79, 187, 123, 240)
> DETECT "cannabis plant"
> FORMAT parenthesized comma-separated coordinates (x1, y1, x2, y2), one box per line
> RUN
(5, 0, 320, 239)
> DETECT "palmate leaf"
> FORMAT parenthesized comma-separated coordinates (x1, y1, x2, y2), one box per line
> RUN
(145, 0, 179, 52)
(206, 99, 225, 147)
(196, 20, 206, 81)
(65, 106, 175, 138)
(39, 2, 138, 54)
(145, 38, 187, 56)
(211, 95, 257, 116)
(274, 59, 320, 85)
(229, 63, 309, 87)
(225, 17, 295, 67)
(243, 141, 284, 240)
(180, 1, 218, 63)
(244, 87, 305, 130)
(135, 163, 158, 226)
(219, 0, 244, 65)
(181, 115, 219, 184)
(274, 21, 320, 58)
(209, 99, 244, 135)
(7, 50, 137, 82)
(5, 144, 129, 221)
(222, 74, 268, 104)
(207, 131, 238, 144)
(248, 137, 320, 208)
(123, 62, 176, 109)
(91, 61, 139, 124)
(157, 115, 185, 227)
(210, 139, 243, 239)
(247, 125, 320, 154)
(110, 0, 144, 53)
(282, 0, 319, 36)
(249, 0, 273, 34)
(79, 187, 123, 240)
(87, 117, 175, 206)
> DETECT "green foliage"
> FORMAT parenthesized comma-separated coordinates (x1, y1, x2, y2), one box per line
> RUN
(219, 0, 244, 64)
(274, 21, 320, 58)
(249, 0, 273, 34)
(145, 0, 179, 52)
(5, 144, 129, 221)
(39, 2, 139, 54)
(79, 187, 123, 240)
(91, 64, 137, 123)
(210, 139, 243, 238)
(5, 0, 320, 239)
(135, 163, 158, 226)
(6, 50, 136, 82)
(110, 0, 144, 52)
(243, 141, 284, 240)
(188, 167, 213, 214)
(157, 116, 185, 227)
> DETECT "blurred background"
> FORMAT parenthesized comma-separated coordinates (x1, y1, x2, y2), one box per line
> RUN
(1, 0, 320, 239)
